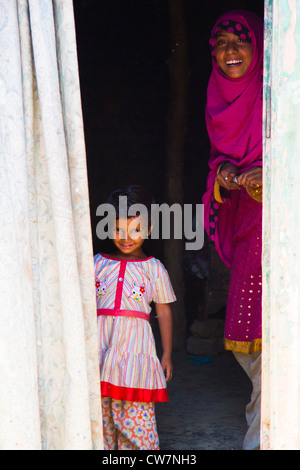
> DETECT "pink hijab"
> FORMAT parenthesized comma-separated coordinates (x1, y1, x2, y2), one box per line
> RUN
(202, 10, 264, 268)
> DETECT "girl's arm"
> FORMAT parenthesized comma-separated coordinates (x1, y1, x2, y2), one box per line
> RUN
(155, 303, 173, 382)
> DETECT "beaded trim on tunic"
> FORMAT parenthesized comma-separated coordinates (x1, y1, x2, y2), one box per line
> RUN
(224, 338, 262, 354)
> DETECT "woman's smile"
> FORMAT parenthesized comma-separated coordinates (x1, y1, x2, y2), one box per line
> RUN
(225, 59, 242, 65)
(224, 57, 244, 74)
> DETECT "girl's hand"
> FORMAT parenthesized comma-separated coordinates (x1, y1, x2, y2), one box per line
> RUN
(161, 353, 173, 383)
(217, 162, 241, 191)
(234, 166, 262, 188)
(155, 303, 173, 383)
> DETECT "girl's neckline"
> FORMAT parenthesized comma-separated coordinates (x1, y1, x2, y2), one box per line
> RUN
(99, 252, 154, 262)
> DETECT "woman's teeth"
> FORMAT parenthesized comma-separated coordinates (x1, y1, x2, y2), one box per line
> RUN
(226, 59, 242, 65)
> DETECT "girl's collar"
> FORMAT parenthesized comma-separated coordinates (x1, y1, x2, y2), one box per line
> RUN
(99, 252, 154, 262)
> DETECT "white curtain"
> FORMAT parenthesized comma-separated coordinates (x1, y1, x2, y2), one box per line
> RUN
(0, 0, 102, 449)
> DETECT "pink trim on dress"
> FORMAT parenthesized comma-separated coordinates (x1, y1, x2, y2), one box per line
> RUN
(97, 308, 149, 321)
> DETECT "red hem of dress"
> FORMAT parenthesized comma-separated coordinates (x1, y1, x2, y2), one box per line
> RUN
(101, 381, 169, 403)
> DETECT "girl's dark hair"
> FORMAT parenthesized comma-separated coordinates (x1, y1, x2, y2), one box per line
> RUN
(106, 185, 155, 222)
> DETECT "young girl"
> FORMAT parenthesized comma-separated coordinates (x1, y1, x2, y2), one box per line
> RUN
(94, 185, 176, 450)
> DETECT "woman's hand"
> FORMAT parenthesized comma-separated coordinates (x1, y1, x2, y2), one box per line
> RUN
(235, 166, 262, 188)
(217, 163, 262, 192)
(217, 162, 240, 190)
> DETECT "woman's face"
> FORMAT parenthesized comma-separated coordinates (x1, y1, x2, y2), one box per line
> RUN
(214, 29, 253, 79)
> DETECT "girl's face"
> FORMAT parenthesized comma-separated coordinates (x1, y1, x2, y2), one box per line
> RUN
(112, 216, 149, 258)
(214, 29, 253, 79)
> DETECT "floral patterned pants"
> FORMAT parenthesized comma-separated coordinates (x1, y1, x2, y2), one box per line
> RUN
(102, 397, 160, 450)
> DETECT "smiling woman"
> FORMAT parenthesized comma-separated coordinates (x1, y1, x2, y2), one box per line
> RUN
(202, 9, 264, 450)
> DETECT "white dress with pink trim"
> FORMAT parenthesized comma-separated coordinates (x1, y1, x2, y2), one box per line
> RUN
(94, 253, 176, 403)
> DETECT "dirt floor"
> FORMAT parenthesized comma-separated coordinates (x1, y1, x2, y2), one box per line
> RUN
(155, 350, 252, 451)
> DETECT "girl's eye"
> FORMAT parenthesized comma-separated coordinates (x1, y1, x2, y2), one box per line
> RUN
(115, 228, 124, 236)
(217, 39, 226, 45)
